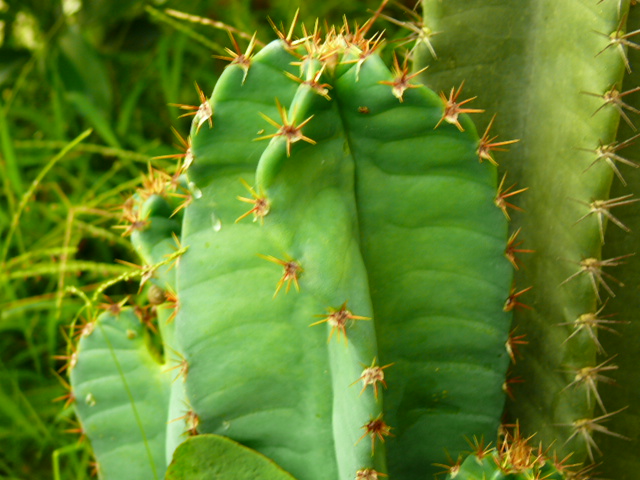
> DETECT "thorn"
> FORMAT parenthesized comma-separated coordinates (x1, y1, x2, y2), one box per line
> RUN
(355, 468, 388, 480)
(582, 86, 640, 131)
(495, 173, 528, 220)
(164, 346, 189, 382)
(506, 328, 528, 364)
(154, 126, 194, 172)
(63, 417, 86, 443)
(115, 259, 157, 291)
(580, 133, 640, 186)
(161, 286, 180, 324)
(559, 255, 634, 302)
(433, 452, 463, 478)
(164, 232, 188, 273)
(350, 357, 394, 399)
(267, 9, 301, 49)
(52, 372, 76, 409)
(558, 300, 629, 354)
(548, 451, 582, 477)
(138, 164, 170, 200)
(53, 349, 78, 374)
(258, 254, 302, 297)
(134, 304, 158, 334)
(496, 423, 540, 472)
(235, 178, 270, 224)
(113, 198, 149, 237)
(378, 52, 428, 102)
(505, 228, 535, 270)
(357, 0, 389, 40)
(213, 31, 258, 83)
(284, 66, 332, 100)
(561, 407, 630, 462)
(574, 194, 640, 243)
(170, 409, 200, 437)
(562, 356, 618, 413)
(255, 98, 316, 156)
(434, 81, 484, 131)
(169, 83, 213, 133)
(96, 295, 129, 316)
(376, 5, 439, 59)
(356, 414, 393, 454)
(71, 316, 96, 339)
(504, 286, 533, 312)
(477, 115, 519, 166)
(565, 462, 603, 480)
(466, 436, 494, 460)
(309, 302, 370, 345)
(168, 191, 193, 217)
(502, 374, 525, 400)
(595, 15, 640, 73)
(340, 30, 386, 81)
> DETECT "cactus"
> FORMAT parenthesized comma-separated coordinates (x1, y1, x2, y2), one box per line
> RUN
(63, 1, 640, 479)
(415, 0, 640, 478)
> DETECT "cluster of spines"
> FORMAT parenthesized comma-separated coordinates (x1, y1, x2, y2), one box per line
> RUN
(438, 425, 585, 480)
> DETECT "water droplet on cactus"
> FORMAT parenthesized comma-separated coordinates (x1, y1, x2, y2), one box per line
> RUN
(189, 181, 202, 199)
(85, 392, 96, 407)
(222, 420, 230, 431)
(211, 213, 222, 232)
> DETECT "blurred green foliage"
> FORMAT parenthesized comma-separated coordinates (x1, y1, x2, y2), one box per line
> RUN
(0, 0, 413, 478)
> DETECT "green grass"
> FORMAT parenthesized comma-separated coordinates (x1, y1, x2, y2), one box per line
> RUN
(0, 1, 413, 477)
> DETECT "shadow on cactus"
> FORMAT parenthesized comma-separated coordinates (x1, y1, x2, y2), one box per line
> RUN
(60, 3, 632, 479)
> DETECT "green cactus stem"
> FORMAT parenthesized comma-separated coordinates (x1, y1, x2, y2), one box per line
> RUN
(69, 308, 171, 480)
(69, 14, 514, 480)
(418, 0, 636, 470)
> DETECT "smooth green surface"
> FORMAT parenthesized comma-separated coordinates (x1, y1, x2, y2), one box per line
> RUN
(70, 309, 170, 480)
(165, 434, 296, 480)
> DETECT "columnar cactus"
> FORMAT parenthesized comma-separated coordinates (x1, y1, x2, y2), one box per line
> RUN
(63, 2, 640, 479)
(416, 1, 640, 478)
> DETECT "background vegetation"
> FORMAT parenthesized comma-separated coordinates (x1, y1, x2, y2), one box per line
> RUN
(0, 0, 413, 478)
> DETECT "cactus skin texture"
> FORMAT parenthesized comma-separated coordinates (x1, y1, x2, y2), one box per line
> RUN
(417, 0, 640, 478)
(66, 10, 542, 480)
(70, 308, 171, 480)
